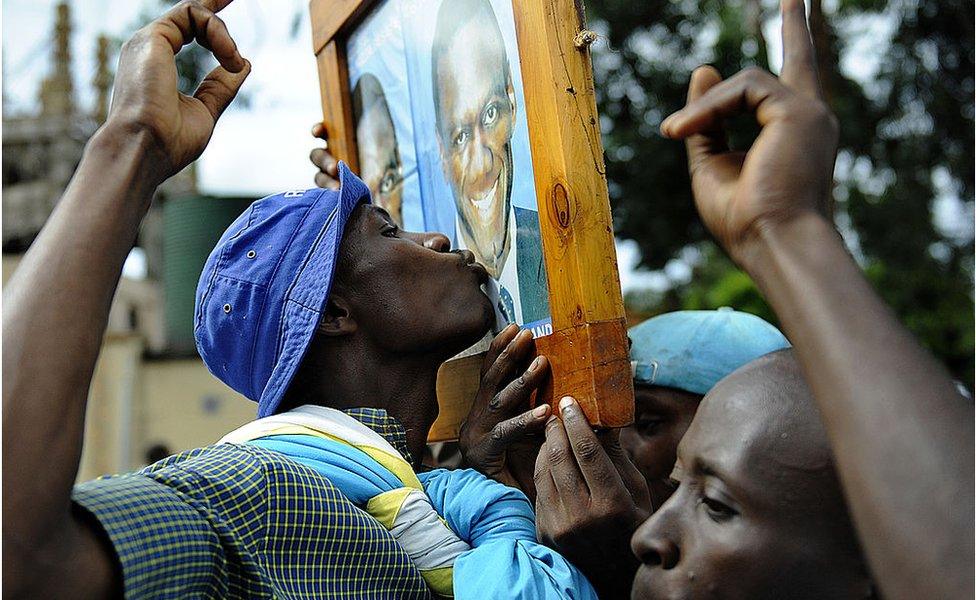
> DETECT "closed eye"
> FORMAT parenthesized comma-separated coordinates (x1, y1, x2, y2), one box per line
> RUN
(636, 417, 665, 436)
(700, 495, 737, 523)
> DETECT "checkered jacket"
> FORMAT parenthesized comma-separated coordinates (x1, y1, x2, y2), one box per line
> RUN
(72, 409, 432, 599)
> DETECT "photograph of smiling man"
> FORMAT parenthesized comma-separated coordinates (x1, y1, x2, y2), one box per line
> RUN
(346, 0, 425, 232)
(343, 0, 551, 336)
(403, 0, 551, 336)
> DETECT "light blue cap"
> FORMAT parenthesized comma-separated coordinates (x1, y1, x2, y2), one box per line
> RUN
(629, 309, 790, 395)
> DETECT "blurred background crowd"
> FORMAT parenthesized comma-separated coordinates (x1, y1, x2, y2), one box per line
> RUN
(2, 0, 972, 479)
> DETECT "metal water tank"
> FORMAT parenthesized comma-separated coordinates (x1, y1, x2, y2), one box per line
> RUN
(162, 196, 253, 355)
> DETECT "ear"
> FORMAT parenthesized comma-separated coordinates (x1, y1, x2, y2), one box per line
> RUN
(316, 294, 357, 337)
(506, 72, 516, 121)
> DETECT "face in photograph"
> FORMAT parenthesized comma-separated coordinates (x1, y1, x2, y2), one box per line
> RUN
(353, 73, 405, 226)
(432, 0, 516, 279)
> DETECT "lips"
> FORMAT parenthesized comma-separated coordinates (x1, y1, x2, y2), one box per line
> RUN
(457, 249, 491, 284)
(468, 261, 490, 284)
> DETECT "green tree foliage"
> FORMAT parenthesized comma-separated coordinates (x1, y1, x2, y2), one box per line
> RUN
(588, 0, 974, 387)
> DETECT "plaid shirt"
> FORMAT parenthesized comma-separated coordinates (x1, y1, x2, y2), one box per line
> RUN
(72, 408, 432, 599)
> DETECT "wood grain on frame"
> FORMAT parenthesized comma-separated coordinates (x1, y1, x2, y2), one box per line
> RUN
(310, 0, 381, 54)
(511, 0, 633, 427)
(315, 41, 359, 173)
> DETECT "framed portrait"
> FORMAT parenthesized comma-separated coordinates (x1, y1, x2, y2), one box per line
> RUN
(310, 0, 633, 440)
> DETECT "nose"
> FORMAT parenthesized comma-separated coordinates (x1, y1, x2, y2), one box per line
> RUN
(403, 230, 451, 252)
(631, 506, 680, 570)
(422, 232, 451, 252)
(465, 131, 496, 190)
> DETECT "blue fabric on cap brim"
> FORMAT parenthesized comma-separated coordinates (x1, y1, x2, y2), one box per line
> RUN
(629, 309, 790, 396)
(194, 163, 370, 417)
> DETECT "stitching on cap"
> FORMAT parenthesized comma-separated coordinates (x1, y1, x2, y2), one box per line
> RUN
(195, 203, 259, 332)
(249, 189, 331, 399)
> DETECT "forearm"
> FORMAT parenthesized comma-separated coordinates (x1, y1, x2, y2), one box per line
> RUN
(2, 124, 163, 567)
(740, 211, 974, 599)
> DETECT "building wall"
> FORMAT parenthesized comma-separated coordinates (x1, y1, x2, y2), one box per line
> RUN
(4, 254, 256, 483)
(76, 337, 256, 482)
(139, 358, 256, 463)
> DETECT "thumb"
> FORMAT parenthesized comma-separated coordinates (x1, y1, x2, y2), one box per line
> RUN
(194, 58, 251, 122)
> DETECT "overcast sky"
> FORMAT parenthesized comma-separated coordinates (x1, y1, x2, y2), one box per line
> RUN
(3, 0, 322, 196)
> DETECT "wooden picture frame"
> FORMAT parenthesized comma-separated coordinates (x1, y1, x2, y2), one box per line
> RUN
(310, 0, 633, 441)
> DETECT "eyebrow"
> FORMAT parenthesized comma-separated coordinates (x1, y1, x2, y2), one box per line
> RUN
(694, 456, 754, 506)
(372, 206, 394, 223)
(450, 91, 508, 131)
(696, 459, 727, 481)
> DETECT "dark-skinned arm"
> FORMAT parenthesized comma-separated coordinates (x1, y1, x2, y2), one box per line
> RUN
(2, 1, 249, 596)
(660, 1, 974, 598)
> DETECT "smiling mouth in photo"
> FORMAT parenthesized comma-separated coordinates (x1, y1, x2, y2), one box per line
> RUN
(468, 175, 500, 221)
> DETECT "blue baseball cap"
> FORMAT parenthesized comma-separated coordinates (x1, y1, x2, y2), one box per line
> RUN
(194, 163, 369, 417)
(629, 308, 790, 396)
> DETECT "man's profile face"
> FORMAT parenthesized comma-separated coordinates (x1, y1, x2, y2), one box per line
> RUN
(336, 204, 494, 360)
(629, 354, 870, 599)
(434, 12, 515, 279)
(619, 383, 703, 511)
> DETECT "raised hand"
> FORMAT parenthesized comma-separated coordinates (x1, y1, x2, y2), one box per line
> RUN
(2, 3, 249, 597)
(109, 0, 250, 182)
(534, 397, 651, 598)
(661, 3, 975, 598)
(661, 0, 837, 264)
(459, 325, 551, 500)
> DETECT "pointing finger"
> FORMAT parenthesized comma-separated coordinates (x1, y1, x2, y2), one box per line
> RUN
(484, 404, 551, 455)
(544, 415, 588, 503)
(156, 1, 245, 72)
(558, 397, 621, 493)
(482, 324, 520, 378)
(780, 0, 822, 98)
(680, 66, 729, 178)
(311, 122, 329, 143)
(488, 355, 549, 419)
(481, 328, 534, 394)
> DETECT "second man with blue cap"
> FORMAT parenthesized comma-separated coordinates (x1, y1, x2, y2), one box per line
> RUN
(622, 309, 790, 508)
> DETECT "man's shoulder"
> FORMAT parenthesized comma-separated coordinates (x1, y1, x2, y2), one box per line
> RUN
(139, 443, 348, 502)
(72, 445, 432, 598)
(142, 442, 306, 479)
